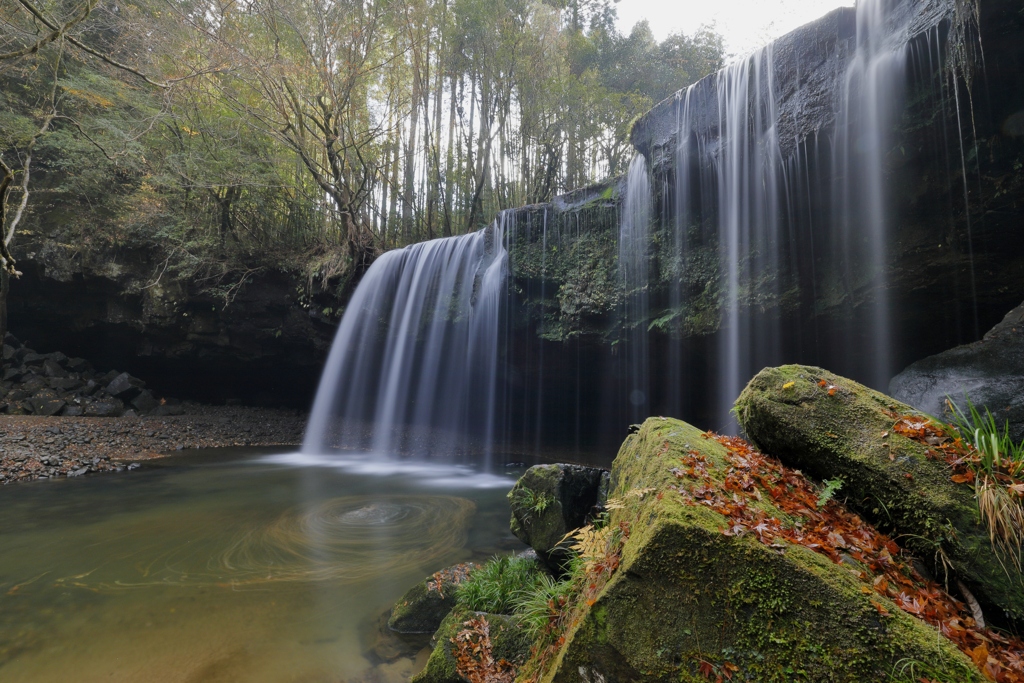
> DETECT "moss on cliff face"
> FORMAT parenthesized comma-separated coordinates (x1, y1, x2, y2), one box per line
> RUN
(734, 365, 1024, 620)
(529, 418, 981, 683)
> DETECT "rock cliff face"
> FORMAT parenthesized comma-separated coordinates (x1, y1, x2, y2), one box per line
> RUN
(6, 234, 346, 406)
(497, 0, 1024, 451)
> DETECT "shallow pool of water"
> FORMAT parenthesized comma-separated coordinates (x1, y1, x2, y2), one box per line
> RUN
(0, 448, 525, 683)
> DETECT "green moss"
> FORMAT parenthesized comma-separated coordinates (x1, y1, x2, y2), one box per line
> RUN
(389, 563, 476, 634)
(413, 608, 532, 683)
(734, 365, 1024, 620)
(530, 418, 982, 683)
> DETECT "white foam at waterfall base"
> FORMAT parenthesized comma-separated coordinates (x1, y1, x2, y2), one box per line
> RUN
(257, 452, 515, 489)
(302, 219, 508, 468)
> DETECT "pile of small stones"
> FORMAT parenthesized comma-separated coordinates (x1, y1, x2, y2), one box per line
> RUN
(0, 408, 307, 484)
(1, 332, 183, 418)
(0, 425, 137, 482)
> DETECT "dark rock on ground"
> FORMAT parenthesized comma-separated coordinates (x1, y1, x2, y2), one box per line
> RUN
(105, 372, 146, 400)
(508, 463, 607, 571)
(736, 364, 1024, 621)
(891, 299, 1024, 443)
(388, 563, 476, 634)
(0, 334, 174, 420)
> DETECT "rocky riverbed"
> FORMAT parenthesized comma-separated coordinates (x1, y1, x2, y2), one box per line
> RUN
(0, 406, 306, 484)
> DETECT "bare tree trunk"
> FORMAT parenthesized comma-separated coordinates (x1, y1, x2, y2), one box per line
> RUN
(0, 268, 9, 354)
(401, 68, 421, 244)
(443, 71, 457, 236)
(387, 133, 401, 248)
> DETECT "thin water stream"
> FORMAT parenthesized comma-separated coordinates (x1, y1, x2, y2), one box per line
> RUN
(0, 449, 523, 683)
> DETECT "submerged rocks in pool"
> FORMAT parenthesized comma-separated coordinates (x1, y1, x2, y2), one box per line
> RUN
(735, 365, 1024, 621)
(388, 563, 477, 634)
(507, 463, 607, 571)
(411, 608, 530, 683)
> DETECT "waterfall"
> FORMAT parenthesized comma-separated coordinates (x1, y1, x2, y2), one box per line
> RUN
(300, 0, 963, 461)
(620, 153, 653, 422)
(832, 0, 913, 391)
(659, 0, 923, 430)
(302, 220, 507, 461)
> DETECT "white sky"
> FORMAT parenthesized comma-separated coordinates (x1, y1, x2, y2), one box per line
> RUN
(616, 0, 855, 58)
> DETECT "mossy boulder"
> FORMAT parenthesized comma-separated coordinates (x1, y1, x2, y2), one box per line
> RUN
(389, 563, 476, 634)
(735, 364, 1024, 620)
(539, 418, 981, 683)
(411, 608, 531, 683)
(508, 464, 607, 571)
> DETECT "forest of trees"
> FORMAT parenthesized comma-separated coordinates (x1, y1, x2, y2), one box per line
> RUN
(0, 0, 724, 334)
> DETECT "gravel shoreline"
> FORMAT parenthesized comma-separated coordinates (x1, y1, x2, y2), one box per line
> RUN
(0, 406, 307, 484)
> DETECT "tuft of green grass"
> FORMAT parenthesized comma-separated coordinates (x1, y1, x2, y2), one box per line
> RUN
(507, 487, 555, 523)
(948, 397, 1024, 477)
(456, 555, 547, 614)
(948, 397, 1024, 571)
(512, 572, 577, 638)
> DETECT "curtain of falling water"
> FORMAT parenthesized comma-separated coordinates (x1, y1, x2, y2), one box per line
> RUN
(302, 220, 507, 460)
(714, 44, 783, 432)
(832, 0, 911, 392)
(620, 154, 653, 423)
(660, 0, 918, 430)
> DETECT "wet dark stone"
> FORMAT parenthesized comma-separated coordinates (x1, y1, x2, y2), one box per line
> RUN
(131, 390, 159, 414)
(891, 300, 1024, 443)
(28, 395, 66, 417)
(65, 357, 92, 373)
(151, 403, 184, 416)
(49, 377, 82, 391)
(42, 358, 69, 378)
(105, 372, 145, 400)
(84, 399, 124, 417)
(22, 375, 46, 393)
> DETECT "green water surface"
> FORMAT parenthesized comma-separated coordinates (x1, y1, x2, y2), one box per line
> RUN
(0, 448, 524, 683)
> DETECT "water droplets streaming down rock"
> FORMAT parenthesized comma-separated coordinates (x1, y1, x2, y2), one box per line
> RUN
(620, 153, 653, 422)
(302, 220, 507, 462)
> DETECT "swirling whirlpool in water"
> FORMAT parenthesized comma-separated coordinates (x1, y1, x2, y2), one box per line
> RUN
(87, 495, 476, 589)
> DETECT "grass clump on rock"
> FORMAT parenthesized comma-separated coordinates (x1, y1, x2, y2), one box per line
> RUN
(456, 555, 547, 615)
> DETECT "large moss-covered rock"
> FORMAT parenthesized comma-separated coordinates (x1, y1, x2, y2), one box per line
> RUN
(508, 464, 607, 571)
(411, 608, 531, 683)
(388, 563, 476, 634)
(735, 364, 1024, 620)
(539, 418, 981, 683)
